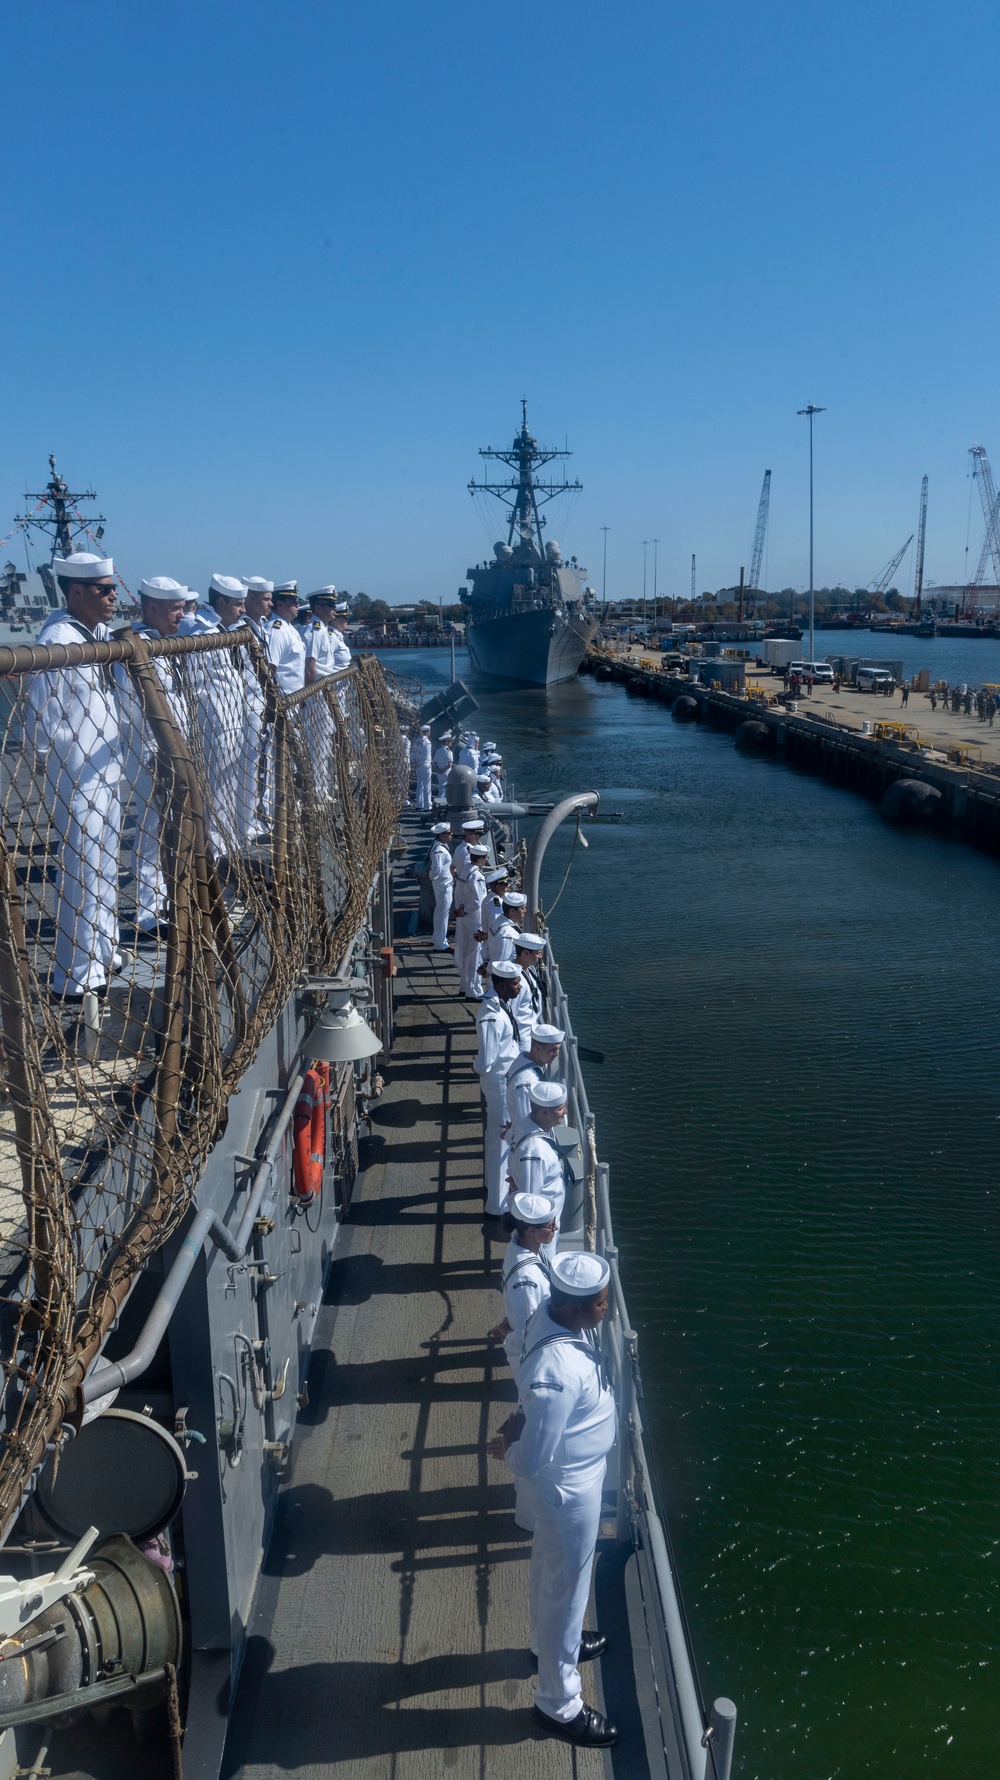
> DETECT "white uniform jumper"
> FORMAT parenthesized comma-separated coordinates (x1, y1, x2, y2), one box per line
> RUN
(500, 1238, 551, 1532)
(505, 1053, 544, 1128)
(27, 613, 124, 994)
(473, 992, 521, 1215)
(428, 837, 453, 949)
(412, 734, 432, 810)
(178, 609, 242, 853)
(303, 619, 350, 796)
(233, 619, 268, 840)
(120, 627, 190, 933)
(507, 1308, 616, 1724)
(506, 1117, 568, 1252)
(487, 913, 521, 969)
(453, 862, 486, 995)
(432, 741, 452, 801)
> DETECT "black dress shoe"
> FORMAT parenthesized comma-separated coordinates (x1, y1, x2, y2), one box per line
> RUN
(528, 1629, 608, 1671)
(532, 1704, 618, 1747)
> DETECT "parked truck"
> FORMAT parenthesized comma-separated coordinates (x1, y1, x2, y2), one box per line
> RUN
(762, 638, 802, 672)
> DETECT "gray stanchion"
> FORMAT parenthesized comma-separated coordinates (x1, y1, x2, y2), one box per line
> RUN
(703, 1697, 738, 1780)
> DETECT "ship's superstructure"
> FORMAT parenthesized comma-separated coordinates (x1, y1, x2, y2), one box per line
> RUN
(1, 457, 139, 641)
(464, 405, 597, 684)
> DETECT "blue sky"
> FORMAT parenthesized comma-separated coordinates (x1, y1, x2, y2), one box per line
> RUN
(2, 0, 998, 603)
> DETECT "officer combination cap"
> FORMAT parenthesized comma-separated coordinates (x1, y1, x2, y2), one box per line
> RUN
(484, 867, 508, 884)
(550, 1252, 611, 1299)
(53, 551, 114, 581)
(510, 1192, 554, 1227)
(490, 961, 521, 980)
(461, 819, 485, 832)
(430, 821, 451, 835)
(514, 932, 545, 953)
(503, 892, 527, 908)
(274, 580, 298, 594)
(529, 1079, 567, 1108)
(140, 575, 186, 602)
(210, 573, 245, 596)
(245, 576, 274, 594)
(532, 1022, 564, 1045)
(333, 600, 349, 614)
(308, 585, 337, 602)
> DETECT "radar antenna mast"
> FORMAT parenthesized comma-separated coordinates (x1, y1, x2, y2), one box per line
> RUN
(17, 455, 106, 562)
(468, 401, 582, 554)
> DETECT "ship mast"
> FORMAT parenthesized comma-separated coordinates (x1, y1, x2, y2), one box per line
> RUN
(17, 455, 106, 562)
(468, 400, 581, 555)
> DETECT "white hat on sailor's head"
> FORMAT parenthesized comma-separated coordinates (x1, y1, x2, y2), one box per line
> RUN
(210, 573, 245, 597)
(469, 843, 488, 856)
(431, 821, 452, 835)
(550, 1251, 611, 1299)
(503, 892, 527, 908)
(53, 551, 114, 582)
(477, 774, 492, 784)
(245, 576, 274, 595)
(482, 740, 497, 750)
(531, 1022, 565, 1045)
(461, 818, 486, 831)
(420, 723, 431, 732)
(510, 1192, 555, 1227)
(273, 580, 298, 594)
(140, 575, 186, 602)
(333, 600, 349, 614)
(514, 931, 545, 953)
(490, 960, 521, 981)
(529, 1079, 567, 1108)
(484, 867, 508, 885)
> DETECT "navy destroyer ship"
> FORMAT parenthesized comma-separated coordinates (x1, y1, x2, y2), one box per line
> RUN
(0, 457, 139, 642)
(463, 404, 598, 684)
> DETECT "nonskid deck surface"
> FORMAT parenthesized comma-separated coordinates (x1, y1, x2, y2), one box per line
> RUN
(224, 823, 651, 1778)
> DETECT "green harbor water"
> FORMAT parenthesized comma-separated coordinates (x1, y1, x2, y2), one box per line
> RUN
(395, 647, 999, 1780)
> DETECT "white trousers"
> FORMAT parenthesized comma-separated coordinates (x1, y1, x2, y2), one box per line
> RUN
(304, 693, 336, 801)
(130, 760, 167, 931)
(431, 877, 452, 948)
(235, 697, 265, 839)
(531, 1470, 605, 1722)
(482, 1083, 510, 1216)
(415, 765, 432, 810)
(454, 913, 482, 995)
(44, 759, 122, 995)
(198, 706, 240, 854)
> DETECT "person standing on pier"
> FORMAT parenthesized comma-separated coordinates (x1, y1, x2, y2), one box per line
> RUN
(490, 1251, 618, 1750)
(506, 1024, 564, 1127)
(412, 724, 433, 810)
(26, 552, 124, 1000)
(474, 959, 523, 1219)
(428, 821, 454, 950)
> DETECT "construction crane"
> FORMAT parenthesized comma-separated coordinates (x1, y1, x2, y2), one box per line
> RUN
(913, 476, 928, 615)
(745, 470, 771, 612)
(864, 536, 913, 618)
(961, 445, 1000, 618)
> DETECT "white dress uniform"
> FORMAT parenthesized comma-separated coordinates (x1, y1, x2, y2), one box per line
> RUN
(303, 616, 339, 797)
(233, 617, 268, 840)
(453, 862, 486, 995)
(400, 730, 411, 802)
(488, 914, 521, 968)
(473, 987, 521, 1215)
(265, 614, 306, 694)
(178, 601, 243, 853)
(28, 602, 123, 994)
(507, 1117, 568, 1248)
(120, 584, 192, 933)
(500, 1233, 551, 1533)
(432, 741, 452, 801)
(428, 836, 453, 949)
(412, 733, 432, 810)
(509, 977, 540, 1051)
(459, 742, 480, 775)
(506, 1053, 544, 1128)
(506, 1284, 616, 1726)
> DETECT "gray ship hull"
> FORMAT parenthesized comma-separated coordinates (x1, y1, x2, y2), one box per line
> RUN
(466, 606, 596, 686)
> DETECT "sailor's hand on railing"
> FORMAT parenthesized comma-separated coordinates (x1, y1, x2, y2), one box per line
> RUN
(488, 1317, 511, 1342)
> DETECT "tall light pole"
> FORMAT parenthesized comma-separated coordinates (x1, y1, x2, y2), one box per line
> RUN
(797, 403, 825, 665)
(653, 537, 660, 623)
(601, 525, 610, 618)
(642, 540, 648, 626)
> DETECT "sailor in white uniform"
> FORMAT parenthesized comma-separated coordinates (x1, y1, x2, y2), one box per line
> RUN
(27, 553, 124, 998)
(487, 890, 526, 969)
(400, 727, 411, 803)
(487, 1191, 556, 1532)
(453, 841, 488, 997)
(124, 576, 190, 935)
(506, 1080, 569, 1252)
(492, 1252, 618, 1749)
(432, 732, 453, 802)
(476, 865, 509, 986)
(506, 1024, 564, 1128)
(236, 576, 275, 840)
(458, 732, 480, 775)
(473, 959, 522, 1218)
(427, 821, 453, 949)
(477, 771, 503, 805)
(450, 816, 485, 881)
(510, 930, 546, 1043)
(412, 724, 433, 811)
(269, 585, 308, 693)
(178, 574, 246, 853)
(303, 588, 350, 795)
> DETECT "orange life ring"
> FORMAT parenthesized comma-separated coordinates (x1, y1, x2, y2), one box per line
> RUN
(292, 1063, 328, 1201)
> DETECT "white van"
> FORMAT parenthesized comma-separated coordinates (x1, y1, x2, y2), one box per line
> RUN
(857, 666, 894, 693)
(788, 660, 834, 685)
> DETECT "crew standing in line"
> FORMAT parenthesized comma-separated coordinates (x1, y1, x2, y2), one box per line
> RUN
(303, 587, 346, 795)
(125, 575, 190, 936)
(27, 552, 124, 1000)
(454, 840, 489, 997)
(428, 820, 454, 950)
(487, 1192, 556, 1533)
(413, 724, 433, 811)
(236, 575, 274, 841)
(268, 585, 308, 693)
(179, 574, 246, 854)
(433, 731, 453, 801)
(506, 1080, 570, 1251)
(511, 930, 546, 1038)
(487, 889, 526, 967)
(506, 1024, 564, 1127)
(474, 959, 523, 1220)
(490, 1251, 618, 1749)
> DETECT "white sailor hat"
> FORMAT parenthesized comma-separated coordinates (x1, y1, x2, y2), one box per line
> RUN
(210, 573, 245, 596)
(476, 773, 492, 784)
(274, 580, 298, 594)
(490, 960, 521, 980)
(461, 819, 485, 831)
(510, 1192, 555, 1226)
(484, 867, 508, 884)
(140, 575, 186, 601)
(53, 551, 114, 581)
(528, 1079, 567, 1108)
(245, 576, 274, 595)
(531, 1022, 564, 1045)
(468, 843, 489, 856)
(308, 585, 337, 602)
(514, 932, 545, 953)
(550, 1251, 611, 1299)
(430, 821, 452, 834)
(503, 891, 527, 908)
(420, 724, 431, 733)
(439, 730, 453, 739)
(482, 740, 497, 751)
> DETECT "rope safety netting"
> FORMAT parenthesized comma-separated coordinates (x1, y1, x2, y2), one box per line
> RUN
(0, 631, 408, 1533)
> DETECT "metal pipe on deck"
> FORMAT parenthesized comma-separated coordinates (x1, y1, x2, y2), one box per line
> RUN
(522, 792, 600, 930)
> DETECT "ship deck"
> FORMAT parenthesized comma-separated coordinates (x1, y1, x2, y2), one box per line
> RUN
(222, 813, 665, 1780)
